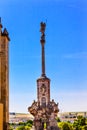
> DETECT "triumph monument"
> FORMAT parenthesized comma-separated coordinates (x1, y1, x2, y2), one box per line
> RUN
(28, 22, 60, 130)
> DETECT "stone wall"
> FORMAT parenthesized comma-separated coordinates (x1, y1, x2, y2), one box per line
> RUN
(0, 103, 3, 130)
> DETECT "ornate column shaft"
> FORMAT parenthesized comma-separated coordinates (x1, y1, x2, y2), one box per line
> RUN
(41, 43, 45, 77)
(40, 22, 46, 77)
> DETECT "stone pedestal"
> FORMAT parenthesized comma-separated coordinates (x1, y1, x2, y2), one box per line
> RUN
(28, 99, 60, 130)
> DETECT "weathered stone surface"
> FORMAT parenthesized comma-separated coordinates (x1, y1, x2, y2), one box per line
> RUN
(0, 103, 3, 130)
(0, 19, 10, 130)
(28, 96, 60, 130)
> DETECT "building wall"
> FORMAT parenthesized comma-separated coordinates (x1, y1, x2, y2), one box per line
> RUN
(0, 103, 3, 130)
(0, 27, 10, 130)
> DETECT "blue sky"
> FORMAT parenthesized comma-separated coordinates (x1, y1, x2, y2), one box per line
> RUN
(0, 0, 87, 113)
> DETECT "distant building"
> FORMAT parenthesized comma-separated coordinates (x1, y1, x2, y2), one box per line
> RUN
(59, 111, 87, 122)
(9, 113, 34, 124)
(9, 111, 87, 124)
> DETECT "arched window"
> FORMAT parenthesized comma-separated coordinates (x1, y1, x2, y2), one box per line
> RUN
(41, 97, 46, 107)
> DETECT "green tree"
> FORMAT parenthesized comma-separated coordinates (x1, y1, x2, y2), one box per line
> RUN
(19, 122, 25, 125)
(73, 116, 87, 130)
(25, 120, 33, 128)
(62, 123, 70, 130)
(9, 125, 14, 130)
(82, 125, 87, 130)
(26, 120, 33, 125)
(16, 125, 25, 130)
(56, 117, 61, 122)
(25, 125, 31, 130)
(16, 120, 33, 130)
(77, 116, 86, 126)
(58, 122, 73, 130)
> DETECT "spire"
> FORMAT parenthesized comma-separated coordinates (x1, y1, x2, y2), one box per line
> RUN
(40, 22, 46, 77)
(0, 17, 3, 35)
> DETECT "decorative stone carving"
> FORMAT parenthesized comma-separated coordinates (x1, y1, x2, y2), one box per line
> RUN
(28, 99, 60, 130)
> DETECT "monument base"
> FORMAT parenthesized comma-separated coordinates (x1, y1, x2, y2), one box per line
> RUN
(28, 100, 60, 130)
